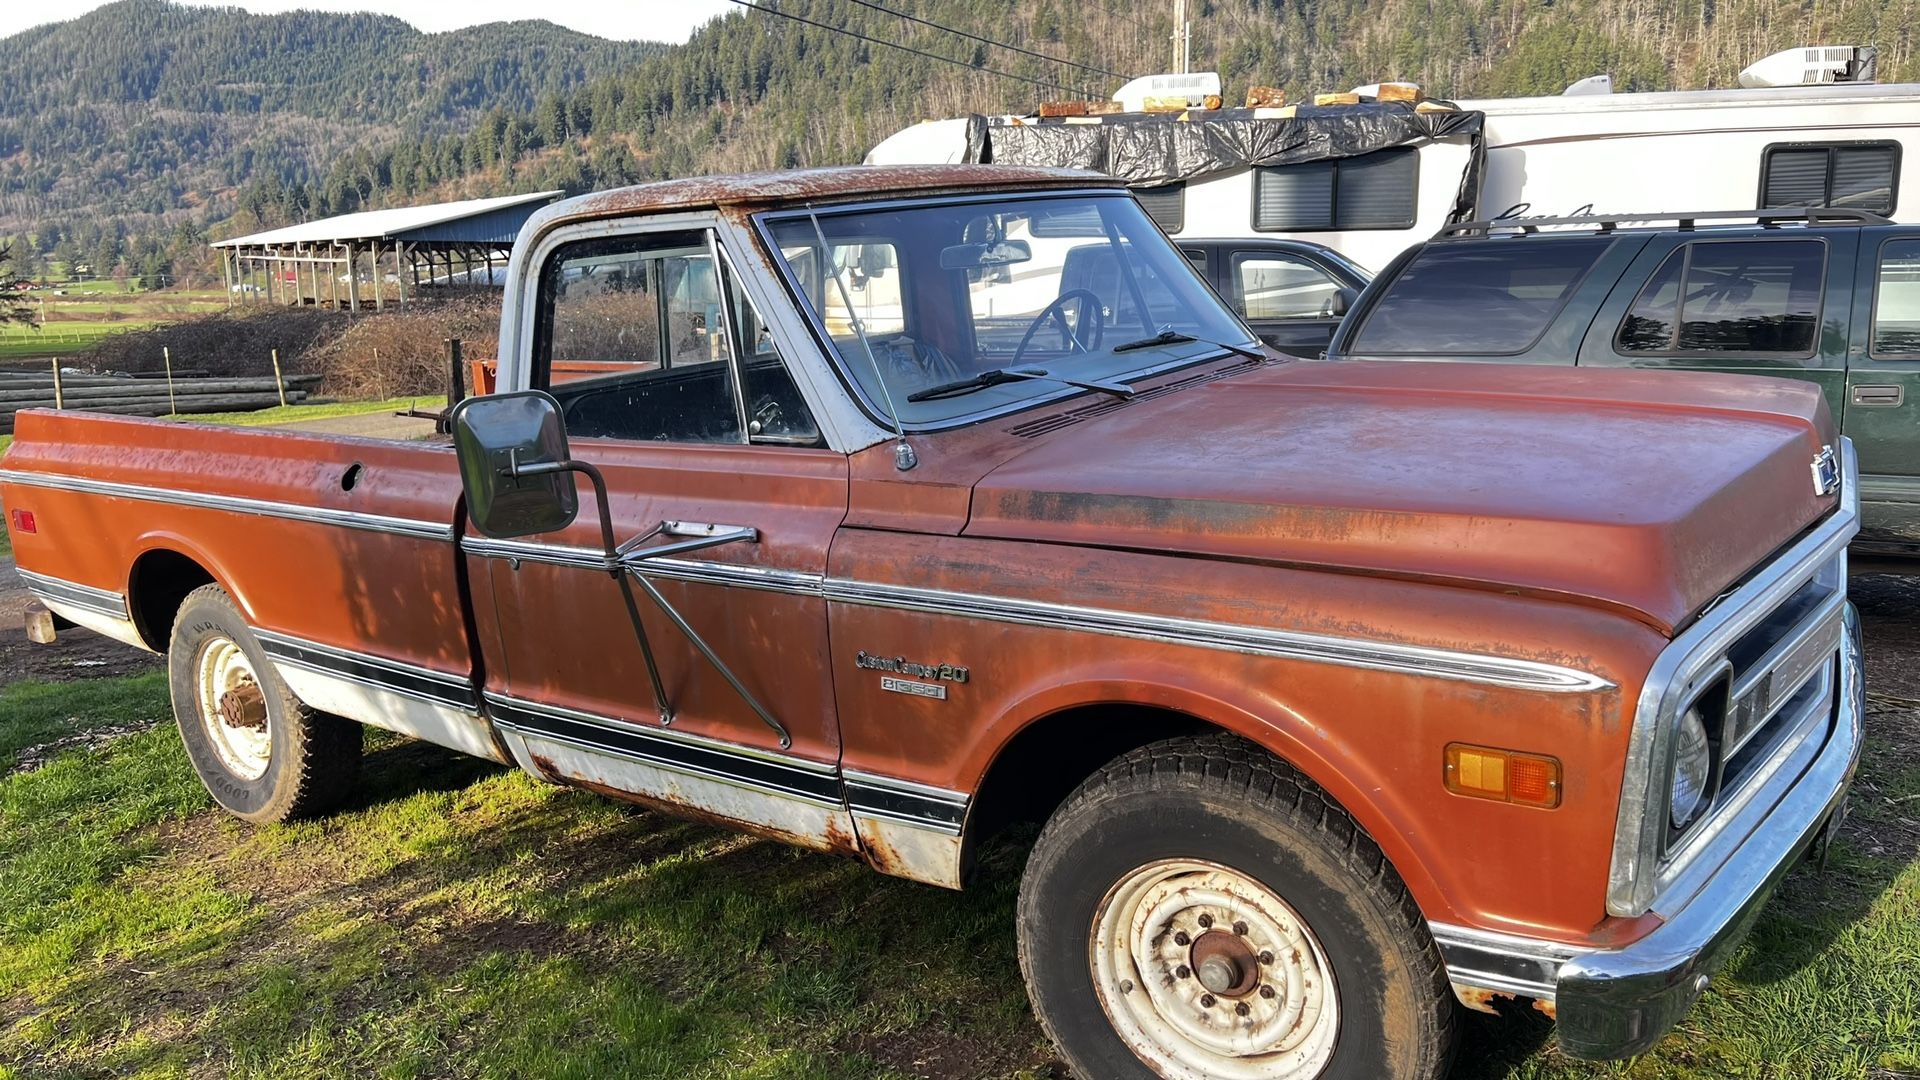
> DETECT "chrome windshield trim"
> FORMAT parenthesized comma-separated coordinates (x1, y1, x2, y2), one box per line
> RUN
(0, 469, 454, 541)
(751, 189, 1263, 436)
(1605, 438, 1860, 917)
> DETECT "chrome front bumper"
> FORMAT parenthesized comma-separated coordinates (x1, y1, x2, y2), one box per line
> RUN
(1551, 601, 1864, 1058)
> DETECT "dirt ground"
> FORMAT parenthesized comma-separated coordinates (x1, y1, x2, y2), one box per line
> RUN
(0, 557, 160, 685)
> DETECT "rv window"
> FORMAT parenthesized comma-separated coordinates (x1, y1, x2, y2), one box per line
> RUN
(1616, 240, 1825, 356)
(1348, 238, 1612, 355)
(1253, 150, 1417, 232)
(1760, 142, 1899, 215)
(1135, 183, 1186, 233)
(1872, 238, 1920, 358)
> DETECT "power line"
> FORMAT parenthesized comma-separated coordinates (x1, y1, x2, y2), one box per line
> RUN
(835, 0, 1132, 82)
(723, 0, 1092, 98)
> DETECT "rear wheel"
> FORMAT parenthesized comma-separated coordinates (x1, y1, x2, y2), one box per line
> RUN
(1017, 735, 1456, 1080)
(168, 585, 361, 823)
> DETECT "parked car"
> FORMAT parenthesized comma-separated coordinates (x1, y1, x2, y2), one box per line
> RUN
(0, 168, 1862, 1078)
(1177, 238, 1368, 356)
(1327, 207, 1919, 555)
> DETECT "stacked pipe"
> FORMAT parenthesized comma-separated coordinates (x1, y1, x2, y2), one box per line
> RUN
(0, 371, 324, 436)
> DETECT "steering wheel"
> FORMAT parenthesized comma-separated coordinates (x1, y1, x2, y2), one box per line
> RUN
(1011, 289, 1106, 367)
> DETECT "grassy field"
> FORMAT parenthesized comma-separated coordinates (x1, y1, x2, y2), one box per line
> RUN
(0, 666, 1915, 1079)
(1, 288, 228, 360)
(188, 395, 446, 428)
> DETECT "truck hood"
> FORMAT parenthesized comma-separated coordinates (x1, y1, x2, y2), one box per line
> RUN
(965, 361, 1838, 632)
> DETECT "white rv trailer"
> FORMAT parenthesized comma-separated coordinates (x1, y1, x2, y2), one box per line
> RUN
(1459, 80, 1918, 223)
(866, 47, 1918, 272)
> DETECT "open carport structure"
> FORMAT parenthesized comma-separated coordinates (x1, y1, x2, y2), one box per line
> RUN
(212, 190, 562, 311)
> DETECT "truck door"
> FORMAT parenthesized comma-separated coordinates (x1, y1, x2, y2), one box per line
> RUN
(1220, 246, 1353, 357)
(1578, 232, 1855, 421)
(1844, 230, 1920, 544)
(468, 220, 856, 852)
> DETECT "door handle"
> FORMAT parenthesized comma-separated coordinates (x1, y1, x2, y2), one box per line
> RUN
(1852, 384, 1905, 407)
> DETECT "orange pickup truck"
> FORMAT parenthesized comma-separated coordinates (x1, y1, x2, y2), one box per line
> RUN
(0, 166, 1863, 1079)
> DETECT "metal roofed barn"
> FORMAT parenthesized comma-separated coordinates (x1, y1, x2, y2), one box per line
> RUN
(212, 190, 562, 311)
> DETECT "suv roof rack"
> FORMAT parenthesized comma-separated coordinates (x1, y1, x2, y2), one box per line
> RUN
(1438, 206, 1893, 239)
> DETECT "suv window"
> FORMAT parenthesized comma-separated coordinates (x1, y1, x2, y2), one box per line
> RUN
(1233, 253, 1341, 320)
(1761, 142, 1900, 216)
(1616, 240, 1824, 356)
(1253, 150, 1417, 231)
(1874, 238, 1920, 358)
(1349, 238, 1612, 354)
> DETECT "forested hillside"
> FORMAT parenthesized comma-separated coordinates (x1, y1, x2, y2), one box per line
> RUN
(2, 0, 1915, 287)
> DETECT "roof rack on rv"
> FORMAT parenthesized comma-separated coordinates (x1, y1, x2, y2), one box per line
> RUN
(1438, 206, 1894, 238)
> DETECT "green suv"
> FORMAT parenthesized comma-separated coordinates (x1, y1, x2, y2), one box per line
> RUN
(1327, 209, 1920, 553)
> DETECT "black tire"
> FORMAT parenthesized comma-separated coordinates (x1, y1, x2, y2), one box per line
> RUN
(167, 584, 361, 823)
(1018, 734, 1456, 1080)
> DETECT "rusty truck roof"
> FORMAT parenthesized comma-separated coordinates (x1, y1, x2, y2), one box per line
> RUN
(536, 165, 1123, 227)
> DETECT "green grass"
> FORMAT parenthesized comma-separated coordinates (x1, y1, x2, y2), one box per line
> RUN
(1, 677, 1916, 1079)
(188, 395, 447, 428)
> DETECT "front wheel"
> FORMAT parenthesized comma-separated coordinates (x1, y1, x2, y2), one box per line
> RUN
(168, 584, 362, 823)
(1017, 735, 1456, 1079)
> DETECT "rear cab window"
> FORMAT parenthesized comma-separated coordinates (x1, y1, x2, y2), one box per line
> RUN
(1347, 238, 1615, 355)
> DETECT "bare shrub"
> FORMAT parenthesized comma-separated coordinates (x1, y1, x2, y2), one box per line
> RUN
(76, 307, 347, 378)
(307, 292, 503, 399)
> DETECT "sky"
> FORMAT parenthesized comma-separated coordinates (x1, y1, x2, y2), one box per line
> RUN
(0, 0, 738, 42)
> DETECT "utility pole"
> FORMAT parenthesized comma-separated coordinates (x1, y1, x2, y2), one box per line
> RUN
(1172, 0, 1189, 73)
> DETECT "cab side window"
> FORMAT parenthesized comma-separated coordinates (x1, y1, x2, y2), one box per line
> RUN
(724, 260, 821, 446)
(1616, 240, 1825, 356)
(1233, 253, 1341, 320)
(1873, 239, 1920, 358)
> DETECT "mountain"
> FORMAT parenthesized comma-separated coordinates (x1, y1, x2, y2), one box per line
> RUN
(2, 0, 1915, 287)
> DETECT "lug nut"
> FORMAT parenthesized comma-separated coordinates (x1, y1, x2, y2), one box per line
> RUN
(1233, 921, 1248, 936)
(1200, 994, 1216, 1008)
(1236, 1002, 1251, 1016)
(1259, 950, 1274, 965)
(1260, 985, 1276, 999)
(1197, 914, 1213, 928)
(1119, 979, 1134, 994)
(1174, 931, 1191, 946)
(1175, 965, 1191, 980)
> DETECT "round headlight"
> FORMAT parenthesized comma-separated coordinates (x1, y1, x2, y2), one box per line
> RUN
(1670, 707, 1712, 829)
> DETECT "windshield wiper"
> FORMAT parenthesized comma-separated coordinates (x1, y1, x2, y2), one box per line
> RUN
(1110, 329, 1265, 359)
(906, 366, 1135, 403)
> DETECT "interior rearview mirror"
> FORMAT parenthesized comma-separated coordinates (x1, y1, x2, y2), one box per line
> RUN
(1324, 287, 1360, 317)
(940, 239, 1033, 271)
(451, 390, 580, 539)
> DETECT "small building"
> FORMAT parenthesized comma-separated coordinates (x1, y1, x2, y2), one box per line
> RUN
(211, 190, 562, 311)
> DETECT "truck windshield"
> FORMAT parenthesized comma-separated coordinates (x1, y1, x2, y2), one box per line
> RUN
(762, 193, 1257, 427)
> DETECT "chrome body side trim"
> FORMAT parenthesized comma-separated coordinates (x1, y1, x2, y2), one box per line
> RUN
(16, 567, 129, 620)
(824, 578, 1615, 693)
(464, 535, 1612, 692)
(842, 768, 970, 836)
(0, 469, 455, 541)
(253, 629, 479, 712)
(1606, 438, 1861, 918)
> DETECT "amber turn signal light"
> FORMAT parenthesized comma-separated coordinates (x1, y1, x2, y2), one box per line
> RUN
(1444, 743, 1562, 808)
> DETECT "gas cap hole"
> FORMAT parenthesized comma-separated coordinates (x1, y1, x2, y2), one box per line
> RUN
(341, 462, 364, 492)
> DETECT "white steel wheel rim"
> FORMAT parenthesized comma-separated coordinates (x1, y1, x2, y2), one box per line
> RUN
(1090, 859, 1340, 1080)
(194, 635, 272, 781)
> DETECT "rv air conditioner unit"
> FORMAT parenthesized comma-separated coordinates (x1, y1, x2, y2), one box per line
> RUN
(1562, 74, 1613, 96)
(1738, 45, 1878, 88)
(1112, 72, 1222, 112)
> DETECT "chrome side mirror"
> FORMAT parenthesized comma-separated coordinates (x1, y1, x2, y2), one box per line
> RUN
(450, 390, 580, 539)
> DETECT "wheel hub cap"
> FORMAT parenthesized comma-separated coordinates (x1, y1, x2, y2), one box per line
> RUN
(1090, 860, 1340, 1079)
(195, 636, 272, 781)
